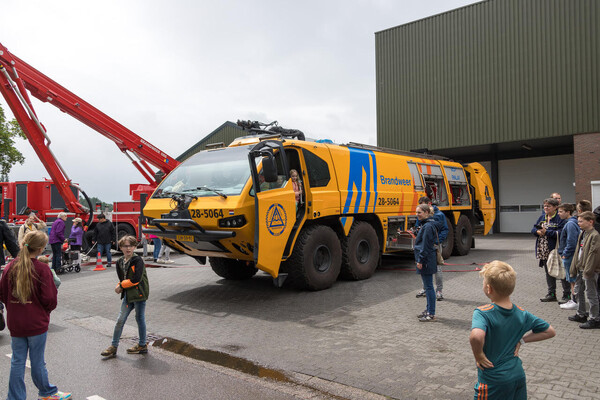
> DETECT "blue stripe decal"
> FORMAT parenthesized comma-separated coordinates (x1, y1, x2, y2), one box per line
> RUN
(342, 148, 378, 217)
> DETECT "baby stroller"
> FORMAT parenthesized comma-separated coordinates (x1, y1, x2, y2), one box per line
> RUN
(57, 239, 81, 274)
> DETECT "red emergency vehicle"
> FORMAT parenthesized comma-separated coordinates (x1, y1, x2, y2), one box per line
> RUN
(0, 42, 179, 247)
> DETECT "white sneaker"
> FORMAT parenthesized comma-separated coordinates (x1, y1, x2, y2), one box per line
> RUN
(560, 300, 578, 310)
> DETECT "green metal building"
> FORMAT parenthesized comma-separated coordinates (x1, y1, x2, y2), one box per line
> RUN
(177, 121, 244, 162)
(375, 0, 600, 232)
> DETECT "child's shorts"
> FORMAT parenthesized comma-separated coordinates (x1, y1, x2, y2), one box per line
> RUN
(474, 377, 527, 400)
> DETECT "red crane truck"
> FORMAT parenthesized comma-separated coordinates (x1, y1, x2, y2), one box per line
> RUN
(0, 41, 179, 246)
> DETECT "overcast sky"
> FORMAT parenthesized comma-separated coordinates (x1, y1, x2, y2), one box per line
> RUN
(1, 0, 482, 202)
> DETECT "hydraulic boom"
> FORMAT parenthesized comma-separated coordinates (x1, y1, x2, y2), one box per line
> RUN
(0, 42, 179, 218)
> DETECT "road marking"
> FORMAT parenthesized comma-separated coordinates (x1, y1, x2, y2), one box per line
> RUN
(86, 396, 107, 400)
(5, 354, 31, 368)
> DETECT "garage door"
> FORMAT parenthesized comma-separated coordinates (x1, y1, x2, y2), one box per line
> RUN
(498, 155, 574, 233)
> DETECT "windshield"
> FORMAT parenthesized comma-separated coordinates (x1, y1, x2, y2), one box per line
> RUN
(153, 146, 253, 198)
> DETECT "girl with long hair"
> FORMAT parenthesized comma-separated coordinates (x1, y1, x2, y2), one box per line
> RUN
(0, 230, 71, 400)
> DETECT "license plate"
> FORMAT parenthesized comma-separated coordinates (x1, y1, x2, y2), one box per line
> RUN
(176, 235, 195, 242)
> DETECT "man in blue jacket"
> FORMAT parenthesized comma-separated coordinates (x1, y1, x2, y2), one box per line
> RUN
(557, 203, 580, 309)
(415, 196, 449, 300)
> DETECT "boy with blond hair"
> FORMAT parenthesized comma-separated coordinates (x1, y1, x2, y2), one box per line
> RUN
(470, 261, 556, 399)
(568, 211, 600, 329)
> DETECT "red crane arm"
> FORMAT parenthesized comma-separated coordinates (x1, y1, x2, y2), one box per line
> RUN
(0, 43, 179, 201)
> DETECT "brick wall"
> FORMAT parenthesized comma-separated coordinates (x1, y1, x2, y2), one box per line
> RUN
(573, 132, 600, 202)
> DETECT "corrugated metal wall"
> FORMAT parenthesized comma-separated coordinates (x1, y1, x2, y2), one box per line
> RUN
(376, 0, 599, 151)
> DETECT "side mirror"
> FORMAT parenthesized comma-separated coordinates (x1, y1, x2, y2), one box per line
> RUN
(262, 155, 278, 182)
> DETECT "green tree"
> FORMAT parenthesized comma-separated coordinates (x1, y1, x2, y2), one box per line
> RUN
(0, 105, 26, 181)
(80, 195, 113, 212)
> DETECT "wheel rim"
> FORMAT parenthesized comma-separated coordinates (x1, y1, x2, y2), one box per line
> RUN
(460, 228, 468, 245)
(313, 245, 332, 273)
(356, 239, 370, 264)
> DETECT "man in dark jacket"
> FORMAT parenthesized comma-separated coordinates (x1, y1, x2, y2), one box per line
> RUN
(92, 214, 115, 267)
(0, 219, 20, 331)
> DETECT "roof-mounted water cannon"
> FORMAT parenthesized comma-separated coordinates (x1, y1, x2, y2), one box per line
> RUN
(236, 119, 305, 141)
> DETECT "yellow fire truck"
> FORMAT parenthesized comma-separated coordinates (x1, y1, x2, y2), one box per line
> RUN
(143, 122, 495, 290)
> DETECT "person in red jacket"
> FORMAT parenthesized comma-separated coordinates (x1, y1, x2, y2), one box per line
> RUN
(0, 231, 72, 400)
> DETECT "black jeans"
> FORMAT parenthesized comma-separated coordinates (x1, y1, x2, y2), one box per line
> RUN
(541, 259, 570, 297)
(51, 242, 62, 271)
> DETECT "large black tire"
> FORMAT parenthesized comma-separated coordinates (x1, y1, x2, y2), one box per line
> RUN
(452, 215, 473, 256)
(286, 225, 341, 291)
(209, 257, 258, 280)
(116, 224, 136, 243)
(441, 216, 454, 260)
(340, 222, 380, 280)
(82, 231, 96, 254)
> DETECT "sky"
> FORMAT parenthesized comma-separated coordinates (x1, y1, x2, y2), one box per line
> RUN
(1, 0, 482, 202)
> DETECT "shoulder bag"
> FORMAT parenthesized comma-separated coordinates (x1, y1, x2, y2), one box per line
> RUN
(435, 228, 444, 265)
(547, 234, 565, 279)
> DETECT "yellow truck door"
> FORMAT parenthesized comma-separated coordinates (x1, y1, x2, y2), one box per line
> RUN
(256, 186, 297, 277)
(248, 140, 297, 278)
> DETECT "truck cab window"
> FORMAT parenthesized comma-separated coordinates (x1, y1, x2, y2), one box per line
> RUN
(301, 149, 330, 187)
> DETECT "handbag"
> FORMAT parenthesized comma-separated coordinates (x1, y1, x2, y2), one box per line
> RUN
(547, 234, 565, 280)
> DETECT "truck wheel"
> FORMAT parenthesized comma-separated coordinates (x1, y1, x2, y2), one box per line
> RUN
(286, 225, 341, 290)
(209, 257, 258, 280)
(441, 216, 454, 260)
(117, 224, 136, 242)
(452, 215, 473, 256)
(82, 231, 96, 254)
(340, 222, 379, 280)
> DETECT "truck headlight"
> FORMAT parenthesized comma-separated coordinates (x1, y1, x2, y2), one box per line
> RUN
(218, 215, 247, 228)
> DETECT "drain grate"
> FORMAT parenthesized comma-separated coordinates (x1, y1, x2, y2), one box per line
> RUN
(129, 333, 164, 344)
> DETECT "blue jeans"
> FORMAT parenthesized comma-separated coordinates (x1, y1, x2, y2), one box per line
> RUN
(563, 257, 576, 283)
(8, 332, 57, 400)
(50, 242, 62, 271)
(421, 273, 436, 316)
(111, 298, 147, 347)
(97, 243, 112, 264)
(152, 238, 161, 260)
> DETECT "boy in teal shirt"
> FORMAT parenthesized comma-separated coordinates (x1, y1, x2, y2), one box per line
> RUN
(470, 261, 556, 399)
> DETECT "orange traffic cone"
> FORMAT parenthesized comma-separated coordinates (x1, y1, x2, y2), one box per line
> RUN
(93, 252, 106, 271)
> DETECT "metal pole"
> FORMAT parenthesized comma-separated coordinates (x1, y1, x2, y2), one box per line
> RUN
(139, 193, 148, 241)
